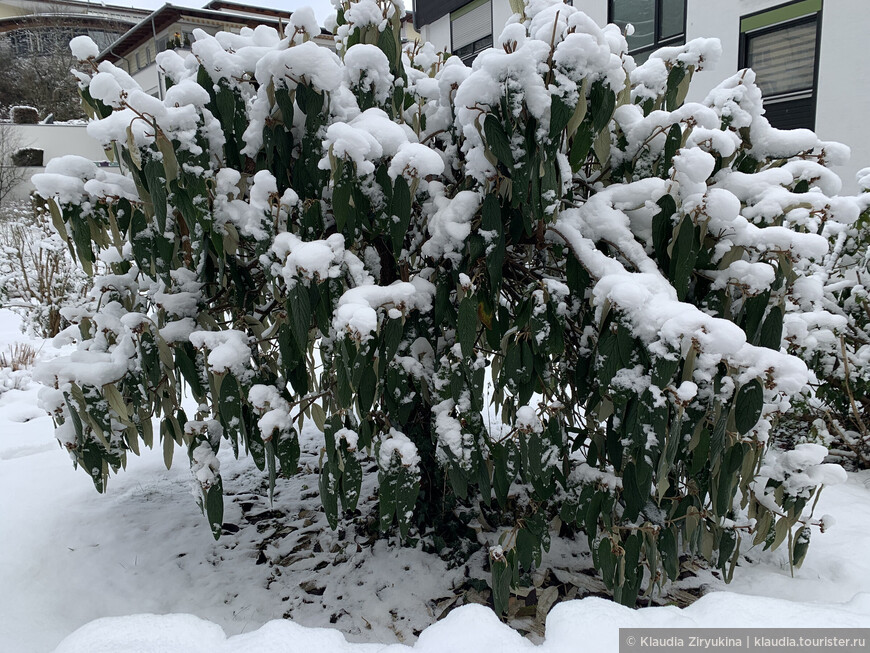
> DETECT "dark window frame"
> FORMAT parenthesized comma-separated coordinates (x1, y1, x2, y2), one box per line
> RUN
(608, 0, 687, 60)
(738, 0, 823, 131)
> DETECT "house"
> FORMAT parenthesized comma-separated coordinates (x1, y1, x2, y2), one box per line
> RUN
(411, 0, 870, 192)
(0, 0, 150, 204)
(96, 1, 335, 99)
(1, 1, 334, 202)
(0, 0, 148, 54)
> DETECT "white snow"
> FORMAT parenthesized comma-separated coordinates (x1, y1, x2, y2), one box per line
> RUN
(379, 428, 421, 468)
(188, 330, 251, 377)
(2, 308, 870, 652)
(69, 35, 99, 61)
(51, 592, 870, 653)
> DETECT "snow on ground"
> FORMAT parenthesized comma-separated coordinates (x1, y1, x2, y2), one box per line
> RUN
(51, 594, 870, 653)
(1, 308, 869, 652)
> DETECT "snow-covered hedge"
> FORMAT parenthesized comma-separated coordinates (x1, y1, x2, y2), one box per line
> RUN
(0, 202, 88, 337)
(35, 1, 865, 608)
(775, 169, 870, 466)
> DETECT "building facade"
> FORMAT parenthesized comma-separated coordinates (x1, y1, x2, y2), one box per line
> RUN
(1, 1, 332, 201)
(0, 0, 148, 57)
(97, 2, 335, 99)
(412, 0, 870, 192)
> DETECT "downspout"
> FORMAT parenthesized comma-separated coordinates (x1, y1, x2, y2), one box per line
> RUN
(151, 14, 163, 100)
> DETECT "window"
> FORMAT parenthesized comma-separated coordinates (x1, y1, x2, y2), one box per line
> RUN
(740, 0, 821, 130)
(609, 0, 686, 63)
(135, 51, 143, 69)
(451, 0, 492, 65)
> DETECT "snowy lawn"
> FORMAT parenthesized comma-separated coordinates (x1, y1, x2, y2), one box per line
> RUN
(1, 309, 869, 652)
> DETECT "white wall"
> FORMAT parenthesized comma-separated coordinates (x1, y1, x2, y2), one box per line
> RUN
(6, 123, 109, 200)
(420, 14, 451, 52)
(133, 63, 162, 99)
(814, 0, 870, 191)
(572, 0, 607, 29)
(491, 0, 514, 41)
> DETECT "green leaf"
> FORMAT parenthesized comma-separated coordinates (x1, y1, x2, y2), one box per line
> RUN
(590, 81, 616, 133)
(516, 527, 536, 571)
(669, 216, 698, 301)
(162, 423, 174, 469)
(219, 374, 241, 432)
(320, 460, 339, 529)
(659, 527, 679, 581)
(287, 285, 311, 351)
(792, 525, 810, 569)
(378, 467, 396, 532)
(376, 25, 399, 78)
(276, 429, 300, 474)
(396, 465, 419, 539)
(205, 476, 224, 540)
(335, 349, 353, 409)
(742, 290, 771, 344)
(598, 537, 616, 589)
(491, 553, 512, 615)
(652, 194, 676, 270)
(382, 316, 403, 364)
(481, 194, 505, 293)
(155, 133, 179, 186)
(265, 440, 277, 498)
(549, 95, 574, 139)
(332, 181, 353, 232)
(596, 328, 620, 390)
(664, 65, 687, 111)
(484, 114, 513, 169)
(457, 295, 477, 358)
(357, 366, 377, 415)
(143, 160, 168, 233)
(569, 122, 594, 172)
(718, 529, 737, 571)
(339, 443, 363, 512)
(661, 123, 682, 178)
(175, 344, 204, 400)
(390, 175, 412, 254)
(592, 125, 611, 165)
(734, 379, 763, 435)
(759, 305, 783, 351)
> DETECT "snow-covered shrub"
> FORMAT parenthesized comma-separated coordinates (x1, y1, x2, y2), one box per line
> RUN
(11, 147, 43, 167)
(0, 341, 38, 394)
(775, 171, 870, 466)
(10, 105, 39, 124)
(0, 201, 88, 337)
(35, 0, 863, 608)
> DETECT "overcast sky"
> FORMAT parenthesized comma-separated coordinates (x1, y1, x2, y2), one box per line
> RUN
(119, 0, 407, 23)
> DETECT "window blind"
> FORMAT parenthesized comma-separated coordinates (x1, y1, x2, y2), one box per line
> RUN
(452, 0, 492, 51)
(746, 20, 816, 97)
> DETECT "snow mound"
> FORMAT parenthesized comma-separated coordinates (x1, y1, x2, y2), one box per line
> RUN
(54, 594, 870, 653)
